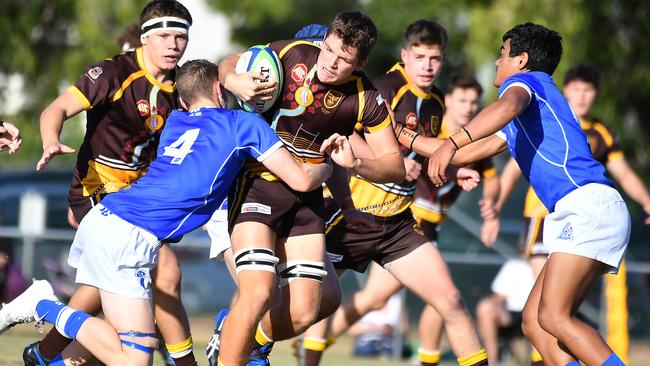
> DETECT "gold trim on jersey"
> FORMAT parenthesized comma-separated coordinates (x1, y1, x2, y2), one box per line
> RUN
(410, 198, 445, 224)
(356, 78, 365, 126)
(278, 40, 318, 59)
(388, 63, 444, 109)
(112, 70, 146, 102)
(81, 160, 145, 198)
(366, 115, 391, 133)
(135, 47, 176, 94)
(349, 176, 414, 218)
(68, 86, 92, 110)
(523, 187, 549, 218)
(592, 122, 615, 147)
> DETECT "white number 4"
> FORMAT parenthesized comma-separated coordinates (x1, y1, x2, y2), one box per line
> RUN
(162, 128, 200, 164)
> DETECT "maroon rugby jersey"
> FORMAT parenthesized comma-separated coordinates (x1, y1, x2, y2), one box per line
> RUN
(66, 47, 180, 221)
(345, 62, 445, 217)
(247, 40, 391, 180)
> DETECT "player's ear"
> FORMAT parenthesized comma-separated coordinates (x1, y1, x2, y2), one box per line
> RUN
(517, 52, 529, 71)
(179, 97, 188, 110)
(214, 81, 226, 108)
(400, 48, 408, 64)
(355, 57, 368, 71)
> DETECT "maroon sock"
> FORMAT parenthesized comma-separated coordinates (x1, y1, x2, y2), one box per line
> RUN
(39, 328, 73, 360)
(304, 349, 324, 366)
(172, 353, 198, 366)
(421, 362, 439, 366)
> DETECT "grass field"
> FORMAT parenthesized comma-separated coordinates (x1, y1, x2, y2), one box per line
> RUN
(1, 316, 649, 365)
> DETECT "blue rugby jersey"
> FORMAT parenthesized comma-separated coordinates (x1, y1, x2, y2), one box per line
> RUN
(100, 108, 282, 241)
(497, 71, 612, 211)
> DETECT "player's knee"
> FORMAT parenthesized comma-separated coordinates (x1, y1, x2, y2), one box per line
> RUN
(289, 303, 319, 334)
(521, 304, 539, 339)
(317, 281, 342, 320)
(117, 331, 159, 362)
(536, 304, 567, 337)
(435, 288, 466, 315)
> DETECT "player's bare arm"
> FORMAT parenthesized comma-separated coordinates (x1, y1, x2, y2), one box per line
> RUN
(356, 125, 405, 184)
(218, 53, 277, 102)
(263, 146, 332, 192)
(428, 86, 530, 186)
(36, 91, 84, 171)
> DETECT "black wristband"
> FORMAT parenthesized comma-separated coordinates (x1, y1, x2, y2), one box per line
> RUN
(409, 134, 419, 151)
(462, 127, 473, 142)
(449, 135, 460, 150)
(0, 121, 4, 128)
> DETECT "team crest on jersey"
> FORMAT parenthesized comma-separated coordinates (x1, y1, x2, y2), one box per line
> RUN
(145, 114, 164, 131)
(87, 67, 103, 80)
(291, 64, 308, 82)
(430, 116, 440, 136)
(405, 112, 418, 129)
(136, 100, 150, 117)
(323, 90, 343, 109)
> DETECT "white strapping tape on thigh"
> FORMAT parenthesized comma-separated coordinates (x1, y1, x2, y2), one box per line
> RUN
(234, 248, 279, 275)
(277, 260, 327, 286)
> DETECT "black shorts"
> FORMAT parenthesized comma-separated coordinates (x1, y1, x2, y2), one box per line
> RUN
(324, 199, 429, 273)
(229, 173, 324, 238)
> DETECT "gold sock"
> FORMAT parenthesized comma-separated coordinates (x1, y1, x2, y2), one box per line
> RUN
(166, 336, 193, 358)
(254, 322, 273, 346)
(419, 348, 441, 365)
(457, 348, 488, 366)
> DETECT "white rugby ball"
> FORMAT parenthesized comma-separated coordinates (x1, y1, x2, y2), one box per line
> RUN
(235, 45, 284, 113)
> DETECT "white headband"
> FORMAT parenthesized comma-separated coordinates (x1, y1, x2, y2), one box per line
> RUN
(140, 16, 190, 39)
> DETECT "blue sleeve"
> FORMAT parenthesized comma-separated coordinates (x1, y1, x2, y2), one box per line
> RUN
(235, 111, 282, 161)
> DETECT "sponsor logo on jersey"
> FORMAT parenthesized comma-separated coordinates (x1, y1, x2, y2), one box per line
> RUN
(405, 112, 418, 129)
(242, 203, 272, 215)
(145, 114, 164, 131)
(137, 100, 150, 117)
(87, 67, 103, 80)
(323, 90, 343, 109)
(295, 85, 314, 107)
(326, 251, 343, 263)
(291, 64, 308, 82)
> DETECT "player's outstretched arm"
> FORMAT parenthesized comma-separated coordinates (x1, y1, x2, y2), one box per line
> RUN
(606, 158, 650, 225)
(263, 147, 332, 192)
(218, 53, 277, 102)
(36, 91, 82, 171)
(494, 157, 521, 213)
(0, 121, 22, 154)
(427, 86, 529, 186)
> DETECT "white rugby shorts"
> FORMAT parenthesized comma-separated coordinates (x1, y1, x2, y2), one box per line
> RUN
(68, 204, 161, 299)
(543, 183, 630, 274)
(207, 209, 231, 260)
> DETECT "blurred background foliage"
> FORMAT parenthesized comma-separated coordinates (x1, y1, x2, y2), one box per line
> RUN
(0, 0, 648, 171)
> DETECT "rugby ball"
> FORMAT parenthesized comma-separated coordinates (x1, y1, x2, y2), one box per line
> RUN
(235, 45, 284, 113)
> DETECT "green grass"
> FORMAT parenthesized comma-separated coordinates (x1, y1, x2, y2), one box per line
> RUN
(1, 316, 649, 365)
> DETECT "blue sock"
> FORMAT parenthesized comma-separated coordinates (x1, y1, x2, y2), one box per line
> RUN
(49, 354, 65, 366)
(602, 353, 625, 366)
(565, 362, 580, 366)
(35, 300, 91, 339)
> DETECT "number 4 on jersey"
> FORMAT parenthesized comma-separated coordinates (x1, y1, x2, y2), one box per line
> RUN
(162, 128, 200, 164)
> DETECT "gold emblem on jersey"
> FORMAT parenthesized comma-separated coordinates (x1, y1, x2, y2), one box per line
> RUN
(145, 114, 164, 131)
(430, 116, 440, 136)
(324, 90, 343, 109)
(405, 112, 418, 129)
(295, 85, 314, 107)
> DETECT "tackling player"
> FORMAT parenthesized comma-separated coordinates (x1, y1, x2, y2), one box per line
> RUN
(27, 2, 197, 365)
(0, 59, 352, 366)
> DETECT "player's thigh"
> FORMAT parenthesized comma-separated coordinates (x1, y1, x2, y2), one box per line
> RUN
(100, 290, 157, 365)
(231, 221, 276, 252)
(540, 252, 606, 314)
(152, 244, 181, 287)
(362, 262, 402, 304)
(388, 242, 458, 301)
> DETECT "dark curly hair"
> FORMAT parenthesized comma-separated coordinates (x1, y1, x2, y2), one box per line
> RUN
(563, 63, 600, 89)
(326, 11, 377, 61)
(503, 23, 562, 75)
(404, 19, 447, 53)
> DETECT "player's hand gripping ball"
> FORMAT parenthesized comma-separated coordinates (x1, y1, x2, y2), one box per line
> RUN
(235, 45, 284, 113)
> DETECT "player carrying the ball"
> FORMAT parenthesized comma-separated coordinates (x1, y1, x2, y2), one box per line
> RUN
(211, 11, 406, 366)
